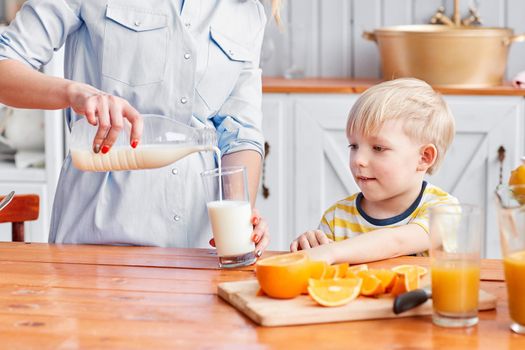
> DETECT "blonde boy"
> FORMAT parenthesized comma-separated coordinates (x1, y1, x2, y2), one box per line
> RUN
(290, 78, 458, 264)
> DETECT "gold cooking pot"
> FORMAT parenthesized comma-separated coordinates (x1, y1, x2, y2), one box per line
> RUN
(363, 25, 525, 87)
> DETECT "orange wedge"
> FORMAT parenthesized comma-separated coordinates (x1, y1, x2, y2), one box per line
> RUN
(390, 265, 420, 295)
(323, 265, 338, 279)
(359, 271, 385, 296)
(369, 269, 397, 290)
(309, 260, 329, 279)
(301, 260, 329, 294)
(391, 264, 428, 277)
(308, 278, 362, 307)
(345, 270, 358, 279)
(401, 265, 420, 292)
(336, 263, 349, 278)
(389, 274, 406, 296)
(256, 252, 310, 299)
(348, 264, 369, 273)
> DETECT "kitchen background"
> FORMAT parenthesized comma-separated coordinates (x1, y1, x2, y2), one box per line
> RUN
(1, 0, 525, 258)
(261, 0, 525, 79)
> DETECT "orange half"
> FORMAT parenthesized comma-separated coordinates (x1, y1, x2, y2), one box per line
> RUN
(256, 252, 310, 299)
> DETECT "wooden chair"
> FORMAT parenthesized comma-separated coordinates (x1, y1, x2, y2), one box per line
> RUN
(0, 194, 39, 242)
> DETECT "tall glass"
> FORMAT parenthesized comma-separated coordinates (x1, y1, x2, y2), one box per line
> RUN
(429, 204, 482, 328)
(495, 185, 525, 334)
(201, 166, 256, 268)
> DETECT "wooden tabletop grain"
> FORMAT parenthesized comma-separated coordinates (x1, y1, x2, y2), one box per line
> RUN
(0, 242, 523, 349)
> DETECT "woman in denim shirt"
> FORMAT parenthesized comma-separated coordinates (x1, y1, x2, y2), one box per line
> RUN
(0, 0, 279, 254)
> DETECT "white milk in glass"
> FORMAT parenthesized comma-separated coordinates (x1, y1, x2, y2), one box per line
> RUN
(71, 144, 216, 172)
(207, 200, 253, 257)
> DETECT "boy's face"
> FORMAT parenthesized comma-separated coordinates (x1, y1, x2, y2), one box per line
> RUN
(348, 119, 426, 205)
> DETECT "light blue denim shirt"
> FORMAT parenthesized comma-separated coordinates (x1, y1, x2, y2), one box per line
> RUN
(0, 0, 266, 247)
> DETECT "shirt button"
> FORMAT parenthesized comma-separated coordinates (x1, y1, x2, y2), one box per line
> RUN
(171, 168, 179, 175)
(228, 50, 234, 57)
(134, 20, 141, 27)
(180, 97, 188, 104)
(174, 215, 181, 221)
(185, 22, 191, 28)
(184, 52, 191, 60)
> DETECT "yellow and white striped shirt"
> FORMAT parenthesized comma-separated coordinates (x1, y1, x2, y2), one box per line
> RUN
(318, 182, 459, 242)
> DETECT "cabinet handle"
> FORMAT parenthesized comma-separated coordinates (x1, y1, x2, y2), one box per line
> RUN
(498, 145, 506, 185)
(261, 142, 270, 199)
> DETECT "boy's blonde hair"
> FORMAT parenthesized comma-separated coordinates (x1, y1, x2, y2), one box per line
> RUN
(346, 78, 455, 175)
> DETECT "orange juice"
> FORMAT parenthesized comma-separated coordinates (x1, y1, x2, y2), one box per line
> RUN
(504, 250, 525, 325)
(431, 260, 480, 315)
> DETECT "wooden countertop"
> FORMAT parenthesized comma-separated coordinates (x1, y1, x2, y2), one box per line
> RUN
(262, 77, 525, 96)
(0, 243, 523, 349)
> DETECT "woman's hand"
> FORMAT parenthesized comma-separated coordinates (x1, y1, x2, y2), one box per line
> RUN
(66, 81, 143, 153)
(290, 230, 333, 251)
(251, 208, 269, 257)
(208, 208, 270, 257)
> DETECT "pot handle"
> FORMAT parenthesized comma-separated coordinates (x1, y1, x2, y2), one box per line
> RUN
(362, 31, 377, 42)
(504, 33, 525, 46)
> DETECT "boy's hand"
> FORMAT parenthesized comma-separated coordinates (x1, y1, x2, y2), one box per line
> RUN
(290, 230, 333, 251)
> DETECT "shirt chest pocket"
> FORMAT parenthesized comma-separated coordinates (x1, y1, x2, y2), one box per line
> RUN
(196, 27, 255, 112)
(103, 5, 168, 86)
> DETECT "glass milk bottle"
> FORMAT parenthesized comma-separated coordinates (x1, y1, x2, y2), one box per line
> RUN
(70, 114, 217, 172)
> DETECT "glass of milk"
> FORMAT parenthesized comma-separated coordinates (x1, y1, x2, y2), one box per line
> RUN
(201, 166, 256, 268)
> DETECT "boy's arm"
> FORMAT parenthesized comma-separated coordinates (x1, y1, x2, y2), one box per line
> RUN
(303, 224, 430, 264)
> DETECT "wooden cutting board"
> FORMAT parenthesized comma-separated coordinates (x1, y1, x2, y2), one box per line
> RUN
(217, 279, 497, 327)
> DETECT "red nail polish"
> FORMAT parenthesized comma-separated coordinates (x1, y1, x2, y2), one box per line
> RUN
(101, 145, 110, 154)
(131, 139, 138, 148)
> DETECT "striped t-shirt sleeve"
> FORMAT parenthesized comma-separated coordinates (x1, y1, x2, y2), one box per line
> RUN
(318, 204, 337, 241)
(411, 186, 460, 234)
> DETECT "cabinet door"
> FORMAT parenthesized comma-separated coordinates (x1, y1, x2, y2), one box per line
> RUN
(259, 95, 292, 250)
(0, 183, 48, 243)
(427, 96, 524, 258)
(293, 94, 360, 237)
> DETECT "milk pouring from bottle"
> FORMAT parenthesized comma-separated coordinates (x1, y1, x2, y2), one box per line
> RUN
(70, 115, 218, 172)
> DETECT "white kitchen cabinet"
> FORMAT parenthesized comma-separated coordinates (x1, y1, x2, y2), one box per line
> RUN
(258, 95, 293, 250)
(261, 93, 524, 258)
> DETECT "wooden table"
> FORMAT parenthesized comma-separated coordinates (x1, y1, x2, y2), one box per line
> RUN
(0, 243, 523, 349)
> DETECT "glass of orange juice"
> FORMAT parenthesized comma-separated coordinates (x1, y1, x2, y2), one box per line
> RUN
(429, 204, 482, 328)
(495, 185, 525, 334)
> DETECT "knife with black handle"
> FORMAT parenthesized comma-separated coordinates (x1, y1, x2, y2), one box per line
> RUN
(393, 288, 432, 314)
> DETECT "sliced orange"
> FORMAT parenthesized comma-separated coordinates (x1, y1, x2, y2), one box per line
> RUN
(301, 260, 329, 294)
(509, 164, 525, 201)
(321, 263, 350, 279)
(309, 260, 329, 279)
(359, 271, 385, 296)
(389, 274, 406, 296)
(345, 270, 358, 279)
(348, 264, 368, 273)
(323, 265, 338, 279)
(369, 269, 397, 290)
(389, 265, 420, 295)
(336, 263, 349, 278)
(401, 265, 420, 292)
(256, 252, 310, 299)
(391, 264, 428, 277)
(308, 278, 362, 307)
